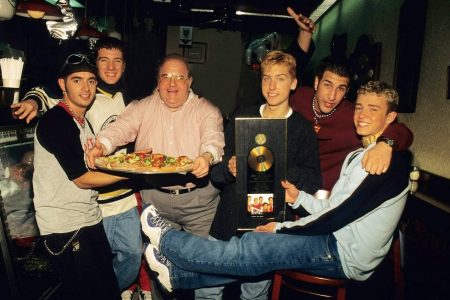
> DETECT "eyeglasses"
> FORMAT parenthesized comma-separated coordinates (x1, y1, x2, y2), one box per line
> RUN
(159, 73, 189, 83)
(65, 54, 96, 66)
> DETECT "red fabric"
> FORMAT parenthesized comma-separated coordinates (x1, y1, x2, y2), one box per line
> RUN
(289, 86, 315, 113)
(136, 192, 143, 213)
(126, 260, 152, 291)
(290, 87, 360, 190)
(127, 282, 138, 292)
(381, 122, 414, 151)
(137, 260, 152, 291)
(128, 192, 152, 292)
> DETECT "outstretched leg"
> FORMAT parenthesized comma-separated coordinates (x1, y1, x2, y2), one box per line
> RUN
(141, 205, 345, 291)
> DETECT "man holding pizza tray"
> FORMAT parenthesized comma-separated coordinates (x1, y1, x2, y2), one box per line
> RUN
(33, 53, 125, 299)
(13, 38, 148, 299)
(87, 52, 225, 297)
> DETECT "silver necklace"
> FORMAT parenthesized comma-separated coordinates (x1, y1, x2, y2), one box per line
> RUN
(312, 95, 337, 133)
(44, 228, 80, 256)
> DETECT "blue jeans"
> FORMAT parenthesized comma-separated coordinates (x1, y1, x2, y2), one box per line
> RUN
(194, 236, 271, 300)
(160, 229, 346, 290)
(194, 278, 271, 300)
(103, 207, 142, 290)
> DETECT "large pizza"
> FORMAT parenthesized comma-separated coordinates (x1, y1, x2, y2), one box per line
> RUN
(95, 152, 194, 174)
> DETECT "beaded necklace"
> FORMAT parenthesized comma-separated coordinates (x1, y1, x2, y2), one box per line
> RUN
(58, 101, 86, 128)
(312, 95, 337, 133)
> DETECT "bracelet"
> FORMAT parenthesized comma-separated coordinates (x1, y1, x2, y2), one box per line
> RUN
(202, 152, 214, 166)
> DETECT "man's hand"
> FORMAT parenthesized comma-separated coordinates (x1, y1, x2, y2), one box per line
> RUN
(255, 222, 277, 233)
(191, 155, 210, 178)
(86, 140, 106, 169)
(281, 180, 300, 204)
(10, 100, 39, 123)
(362, 142, 393, 175)
(287, 7, 316, 33)
(228, 156, 237, 177)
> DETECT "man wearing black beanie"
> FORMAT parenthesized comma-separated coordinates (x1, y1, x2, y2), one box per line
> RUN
(13, 38, 146, 299)
(33, 53, 126, 300)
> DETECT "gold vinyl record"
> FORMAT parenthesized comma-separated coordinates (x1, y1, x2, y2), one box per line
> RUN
(247, 146, 274, 172)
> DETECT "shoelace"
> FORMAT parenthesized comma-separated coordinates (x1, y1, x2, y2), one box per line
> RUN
(154, 248, 170, 267)
(151, 215, 171, 233)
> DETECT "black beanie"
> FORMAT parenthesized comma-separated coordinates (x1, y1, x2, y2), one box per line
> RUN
(59, 54, 97, 78)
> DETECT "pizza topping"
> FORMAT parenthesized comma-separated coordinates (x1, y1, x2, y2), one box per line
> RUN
(98, 152, 193, 173)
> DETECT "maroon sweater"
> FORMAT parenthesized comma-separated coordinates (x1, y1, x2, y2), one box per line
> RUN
(290, 86, 413, 191)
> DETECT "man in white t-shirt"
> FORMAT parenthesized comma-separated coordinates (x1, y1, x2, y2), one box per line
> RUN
(12, 38, 144, 298)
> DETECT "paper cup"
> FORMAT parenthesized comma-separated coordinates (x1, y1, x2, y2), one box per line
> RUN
(2, 78, 20, 88)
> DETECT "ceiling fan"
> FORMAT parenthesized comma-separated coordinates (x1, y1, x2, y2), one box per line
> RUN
(194, 4, 241, 29)
(174, 0, 338, 30)
(181, 1, 294, 30)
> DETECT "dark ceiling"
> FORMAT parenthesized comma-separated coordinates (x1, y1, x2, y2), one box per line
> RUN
(86, 0, 324, 32)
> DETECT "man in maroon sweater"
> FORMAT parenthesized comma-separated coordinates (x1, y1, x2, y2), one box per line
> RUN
(290, 56, 413, 192)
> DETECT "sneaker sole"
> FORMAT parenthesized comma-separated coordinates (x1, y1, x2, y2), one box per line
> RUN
(145, 245, 173, 293)
(120, 290, 134, 300)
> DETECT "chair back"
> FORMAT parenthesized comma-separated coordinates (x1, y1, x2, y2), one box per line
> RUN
(271, 270, 348, 300)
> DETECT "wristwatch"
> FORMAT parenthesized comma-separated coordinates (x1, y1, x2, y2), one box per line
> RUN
(377, 136, 395, 149)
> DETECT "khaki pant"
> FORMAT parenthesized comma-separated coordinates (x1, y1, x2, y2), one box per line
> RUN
(141, 182, 220, 238)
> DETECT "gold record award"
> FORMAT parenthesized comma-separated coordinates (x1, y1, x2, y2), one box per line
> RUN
(247, 146, 274, 172)
(235, 117, 289, 230)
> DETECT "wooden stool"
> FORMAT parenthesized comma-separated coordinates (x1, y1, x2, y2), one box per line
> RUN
(270, 234, 404, 300)
(271, 270, 348, 300)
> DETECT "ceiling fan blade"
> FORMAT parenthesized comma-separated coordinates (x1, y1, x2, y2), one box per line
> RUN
(190, 8, 214, 13)
(235, 11, 292, 19)
(190, 7, 292, 20)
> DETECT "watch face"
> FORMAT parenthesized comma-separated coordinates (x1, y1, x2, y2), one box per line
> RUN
(381, 137, 395, 147)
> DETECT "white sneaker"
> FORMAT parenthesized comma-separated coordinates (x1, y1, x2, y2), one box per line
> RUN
(145, 244, 173, 292)
(140, 290, 153, 300)
(141, 205, 171, 249)
(121, 289, 134, 300)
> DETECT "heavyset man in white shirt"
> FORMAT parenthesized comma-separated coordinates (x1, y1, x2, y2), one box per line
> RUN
(87, 53, 225, 298)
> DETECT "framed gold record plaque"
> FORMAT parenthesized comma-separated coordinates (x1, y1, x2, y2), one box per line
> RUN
(235, 118, 292, 230)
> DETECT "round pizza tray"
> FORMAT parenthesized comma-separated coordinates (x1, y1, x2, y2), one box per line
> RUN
(94, 157, 193, 175)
